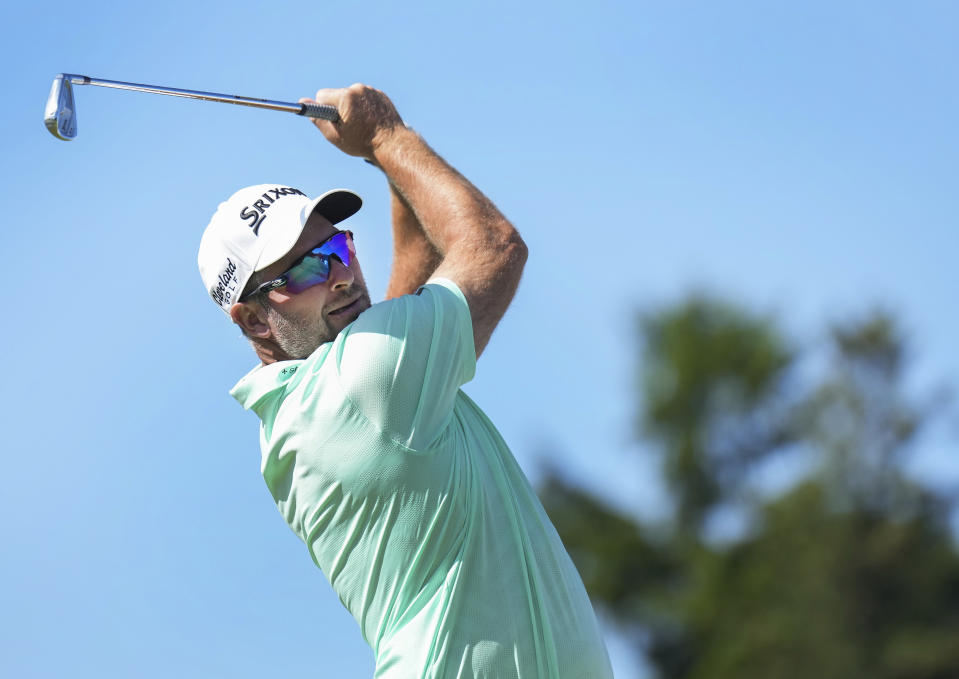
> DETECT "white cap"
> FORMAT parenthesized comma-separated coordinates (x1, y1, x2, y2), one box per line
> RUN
(198, 184, 362, 314)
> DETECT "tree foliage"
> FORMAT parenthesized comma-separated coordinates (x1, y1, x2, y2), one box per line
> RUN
(541, 297, 959, 678)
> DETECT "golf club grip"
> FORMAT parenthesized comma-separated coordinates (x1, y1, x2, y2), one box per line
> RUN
(300, 103, 340, 122)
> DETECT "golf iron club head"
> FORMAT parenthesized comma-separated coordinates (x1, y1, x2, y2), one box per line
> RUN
(45, 74, 78, 140)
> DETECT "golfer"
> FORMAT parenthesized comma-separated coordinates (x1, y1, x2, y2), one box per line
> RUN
(198, 84, 613, 678)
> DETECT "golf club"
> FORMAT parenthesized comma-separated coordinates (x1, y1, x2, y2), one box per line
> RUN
(44, 73, 340, 141)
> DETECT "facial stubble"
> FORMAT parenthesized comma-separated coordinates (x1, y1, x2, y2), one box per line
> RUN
(263, 287, 372, 360)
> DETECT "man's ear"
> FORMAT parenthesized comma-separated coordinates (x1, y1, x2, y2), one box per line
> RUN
(230, 300, 271, 338)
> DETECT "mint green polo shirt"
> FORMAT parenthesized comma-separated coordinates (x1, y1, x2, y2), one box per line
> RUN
(231, 279, 612, 678)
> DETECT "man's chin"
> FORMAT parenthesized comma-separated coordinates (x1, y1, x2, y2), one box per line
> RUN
(329, 294, 371, 326)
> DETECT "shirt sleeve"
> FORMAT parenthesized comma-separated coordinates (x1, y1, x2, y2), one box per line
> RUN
(331, 278, 477, 451)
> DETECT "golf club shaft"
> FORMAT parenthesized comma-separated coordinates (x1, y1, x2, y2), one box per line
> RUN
(63, 74, 338, 121)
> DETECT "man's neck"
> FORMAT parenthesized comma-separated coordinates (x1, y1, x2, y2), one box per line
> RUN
(252, 341, 290, 366)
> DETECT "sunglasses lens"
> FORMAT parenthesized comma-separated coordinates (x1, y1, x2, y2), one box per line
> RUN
(284, 255, 331, 293)
(280, 232, 354, 294)
(318, 231, 353, 268)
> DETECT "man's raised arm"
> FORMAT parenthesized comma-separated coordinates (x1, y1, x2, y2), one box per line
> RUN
(383, 185, 441, 300)
(302, 84, 528, 357)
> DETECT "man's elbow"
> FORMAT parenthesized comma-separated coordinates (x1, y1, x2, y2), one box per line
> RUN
(502, 226, 529, 274)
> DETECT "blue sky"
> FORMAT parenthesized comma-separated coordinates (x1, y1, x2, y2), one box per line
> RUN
(2, 2, 956, 677)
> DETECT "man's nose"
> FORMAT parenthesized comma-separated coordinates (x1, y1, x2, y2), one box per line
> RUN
(327, 256, 354, 290)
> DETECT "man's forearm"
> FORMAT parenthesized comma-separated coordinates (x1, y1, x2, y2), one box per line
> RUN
(384, 184, 441, 299)
(371, 127, 516, 261)
(371, 125, 526, 356)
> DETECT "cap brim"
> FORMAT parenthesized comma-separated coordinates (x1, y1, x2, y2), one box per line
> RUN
(311, 188, 363, 225)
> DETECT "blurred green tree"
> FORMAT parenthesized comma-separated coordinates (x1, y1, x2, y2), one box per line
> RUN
(540, 298, 959, 678)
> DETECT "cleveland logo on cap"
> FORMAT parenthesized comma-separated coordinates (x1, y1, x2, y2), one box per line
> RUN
(211, 257, 239, 307)
(239, 186, 307, 235)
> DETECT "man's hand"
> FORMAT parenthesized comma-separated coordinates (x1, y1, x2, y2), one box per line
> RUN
(300, 84, 404, 161)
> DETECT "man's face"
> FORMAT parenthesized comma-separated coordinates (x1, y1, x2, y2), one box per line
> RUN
(238, 213, 372, 361)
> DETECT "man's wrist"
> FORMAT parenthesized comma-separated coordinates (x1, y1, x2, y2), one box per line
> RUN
(370, 125, 419, 166)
